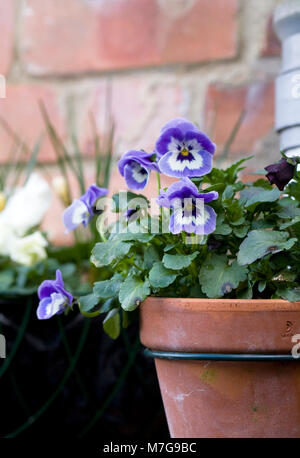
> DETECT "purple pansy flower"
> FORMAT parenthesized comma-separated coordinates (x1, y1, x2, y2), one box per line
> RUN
(37, 269, 73, 320)
(63, 184, 108, 232)
(157, 177, 218, 235)
(155, 118, 216, 178)
(118, 150, 159, 191)
(265, 158, 296, 191)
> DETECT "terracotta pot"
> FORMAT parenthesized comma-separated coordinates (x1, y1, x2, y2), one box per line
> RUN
(140, 297, 300, 438)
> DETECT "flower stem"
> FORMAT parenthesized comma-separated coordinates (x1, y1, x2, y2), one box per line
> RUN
(156, 171, 161, 195)
(156, 172, 163, 231)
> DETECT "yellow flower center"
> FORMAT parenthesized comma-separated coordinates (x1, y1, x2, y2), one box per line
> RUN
(0, 192, 6, 212)
(181, 148, 189, 156)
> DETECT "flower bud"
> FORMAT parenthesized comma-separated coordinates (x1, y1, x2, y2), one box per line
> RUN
(0, 192, 6, 212)
(52, 176, 70, 206)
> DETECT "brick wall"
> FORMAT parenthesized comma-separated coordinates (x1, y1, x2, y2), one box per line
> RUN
(0, 0, 282, 243)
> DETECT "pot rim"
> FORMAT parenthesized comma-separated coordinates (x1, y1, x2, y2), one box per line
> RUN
(142, 296, 300, 312)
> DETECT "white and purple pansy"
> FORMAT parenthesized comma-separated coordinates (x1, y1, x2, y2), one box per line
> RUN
(37, 269, 73, 320)
(118, 150, 159, 191)
(155, 118, 216, 178)
(63, 184, 108, 232)
(157, 177, 218, 236)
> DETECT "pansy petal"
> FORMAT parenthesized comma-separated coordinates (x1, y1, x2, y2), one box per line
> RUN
(38, 279, 57, 301)
(124, 163, 149, 190)
(160, 118, 199, 135)
(63, 199, 90, 232)
(158, 150, 213, 178)
(36, 293, 65, 320)
(119, 150, 158, 175)
(80, 185, 108, 214)
(155, 128, 183, 157)
(185, 131, 216, 155)
(203, 205, 217, 235)
(36, 297, 53, 320)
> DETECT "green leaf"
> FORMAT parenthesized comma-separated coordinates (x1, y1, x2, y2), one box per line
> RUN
(149, 262, 178, 288)
(199, 254, 248, 298)
(239, 186, 281, 210)
(276, 197, 300, 219)
(233, 225, 249, 238)
(78, 293, 100, 316)
(143, 245, 160, 270)
(278, 288, 300, 302)
(119, 276, 150, 311)
(214, 214, 232, 235)
(237, 230, 297, 266)
(226, 157, 253, 183)
(103, 309, 121, 339)
(91, 240, 132, 267)
(0, 270, 14, 289)
(113, 232, 154, 243)
(280, 216, 300, 230)
(162, 252, 199, 270)
(93, 274, 123, 299)
(112, 191, 149, 212)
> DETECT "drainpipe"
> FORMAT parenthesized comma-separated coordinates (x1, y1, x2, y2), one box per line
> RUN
(274, 0, 300, 157)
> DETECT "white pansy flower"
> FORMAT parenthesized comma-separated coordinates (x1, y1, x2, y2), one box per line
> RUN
(0, 222, 18, 257)
(0, 173, 52, 236)
(10, 231, 48, 266)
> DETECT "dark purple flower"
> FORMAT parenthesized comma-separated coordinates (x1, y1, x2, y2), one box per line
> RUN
(157, 177, 218, 235)
(155, 118, 216, 178)
(265, 158, 296, 191)
(63, 184, 108, 232)
(118, 150, 159, 190)
(37, 270, 73, 320)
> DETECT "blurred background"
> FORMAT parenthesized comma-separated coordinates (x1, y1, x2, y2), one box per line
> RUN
(0, 0, 283, 439)
(0, 0, 282, 244)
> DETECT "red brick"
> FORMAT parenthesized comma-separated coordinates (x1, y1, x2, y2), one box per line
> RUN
(204, 81, 274, 156)
(0, 85, 65, 163)
(0, 0, 14, 75)
(260, 16, 281, 57)
(80, 75, 184, 159)
(21, 0, 238, 75)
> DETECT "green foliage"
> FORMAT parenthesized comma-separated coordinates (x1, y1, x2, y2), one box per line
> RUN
(119, 276, 150, 311)
(149, 262, 178, 288)
(76, 155, 300, 338)
(237, 230, 296, 265)
(91, 241, 133, 267)
(162, 252, 199, 270)
(199, 254, 248, 298)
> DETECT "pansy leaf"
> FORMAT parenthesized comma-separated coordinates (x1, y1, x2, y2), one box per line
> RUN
(233, 225, 249, 238)
(276, 197, 300, 219)
(78, 293, 100, 316)
(119, 276, 150, 311)
(103, 309, 121, 339)
(237, 230, 297, 266)
(280, 216, 300, 230)
(93, 274, 123, 299)
(149, 262, 178, 288)
(199, 254, 248, 298)
(239, 187, 280, 210)
(143, 245, 161, 270)
(91, 240, 133, 267)
(110, 232, 154, 243)
(278, 288, 300, 302)
(226, 157, 253, 183)
(162, 252, 199, 270)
